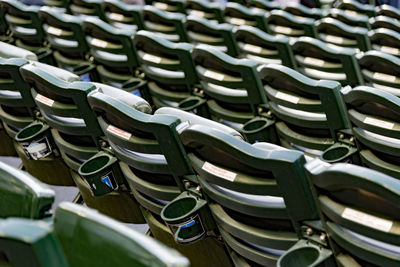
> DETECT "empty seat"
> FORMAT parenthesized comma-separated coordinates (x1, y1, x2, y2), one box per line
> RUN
(292, 37, 363, 87)
(0, 6, 12, 43)
(370, 15, 400, 34)
(326, 8, 370, 29)
(68, 0, 107, 21)
(223, 2, 268, 31)
(235, 25, 296, 68)
(341, 85, 400, 178)
(376, 4, 400, 21)
(335, 0, 375, 18)
(103, 0, 145, 31)
(248, 0, 280, 13)
(283, 3, 324, 20)
(369, 28, 400, 58)
(152, 0, 185, 13)
(185, 0, 224, 23)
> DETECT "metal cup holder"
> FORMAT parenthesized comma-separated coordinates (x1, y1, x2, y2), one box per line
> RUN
(122, 78, 147, 97)
(178, 97, 209, 118)
(320, 143, 358, 163)
(73, 63, 99, 82)
(241, 116, 276, 143)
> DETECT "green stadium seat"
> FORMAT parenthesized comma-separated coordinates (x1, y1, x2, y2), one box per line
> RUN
(223, 2, 268, 31)
(0, 160, 54, 219)
(134, 30, 198, 109)
(234, 25, 296, 68)
(39, 7, 99, 81)
(316, 17, 370, 52)
(177, 124, 318, 266)
(43, 0, 69, 13)
(283, 3, 324, 20)
(335, 0, 375, 18)
(266, 10, 317, 39)
(82, 17, 145, 95)
(326, 8, 370, 29)
(0, 0, 54, 64)
(370, 15, 400, 34)
(191, 45, 267, 130)
(292, 36, 363, 87)
(357, 50, 400, 96)
(0, 6, 12, 43)
(376, 4, 400, 21)
(185, 16, 239, 57)
(258, 64, 355, 161)
(152, 0, 186, 13)
(103, 0, 145, 31)
(68, 0, 107, 21)
(248, 0, 280, 12)
(369, 28, 400, 58)
(341, 85, 400, 179)
(142, 6, 188, 42)
(185, 0, 224, 23)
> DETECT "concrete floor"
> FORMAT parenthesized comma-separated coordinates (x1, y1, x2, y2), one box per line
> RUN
(0, 156, 149, 233)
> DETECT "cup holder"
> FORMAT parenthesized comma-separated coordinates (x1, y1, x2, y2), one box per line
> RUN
(178, 97, 209, 117)
(321, 143, 358, 163)
(279, 246, 320, 266)
(241, 117, 275, 143)
(122, 78, 147, 97)
(15, 122, 53, 160)
(73, 63, 98, 82)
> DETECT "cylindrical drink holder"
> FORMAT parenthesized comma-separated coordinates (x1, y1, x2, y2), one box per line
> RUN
(78, 152, 123, 197)
(121, 78, 147, 98)
(241, 116, 277, 144)
(161, 191, 214, 245)
(320, 143, 359, 164)
(15, 121, 54, 160)
(73, 63, 100, 82)
(277, 240, 334, 267)
(178, 97, 210, 118)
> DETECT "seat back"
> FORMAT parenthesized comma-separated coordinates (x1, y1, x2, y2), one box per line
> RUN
(103, 0, 145, 31)
(376, 4, 400, 20)
(0, 161, 54, 219)
(152, 0, 185, 13)
(54, 202, 189, 267)
(235, 25, 295, 68)
(68, 0, 107, 21)
(369, 28, 400, 58)
(266, 10, 317, 38)
(370, 15, 400, 34)
(249, 0, 280, 12)
(0, 218, 68, 267)
(335, 0, 375, 18)
(185, 16, 239, 57)
(283, 3, 323, 20)
(316, 17, 370, 52)
(192, 45, 266, 124)
(305, 159, 400, 266)
(326, 8, 370, 29)
(292, 36, 363, 86)
(357, 50, 400, 96)
(341, 85, 400, 178)
(143, 6, 187, 42)
(223, 2, 268, 31)
(185, 0, 224, 23)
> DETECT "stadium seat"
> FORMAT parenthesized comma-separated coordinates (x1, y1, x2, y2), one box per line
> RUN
(43, 0, 69, 12)
(185, 0, 224, 23)
(357, 50, 400, 96)
(185, 16, 239, 57)
(234, 25, 296, 68)
(248, 0, 280, 12)
(341, 85, 400, 179)
(0, 6, 12, 43)
(134, 30, 198, 108)
(370, 15, 400, 34)
(177, 124, 318, 266)
(223, 2, 268, 32)
(326, 8, 370, 29)
(376, 4, 400, 21)
(68, 0, 107, 21)
(292, 36, 363, 86)
(316, 17, 370, 52)
(335, 0, 375, 18)
(103, 0, 145, 31)
(369, 28, 400, 58)
(283, 2, 324, 20)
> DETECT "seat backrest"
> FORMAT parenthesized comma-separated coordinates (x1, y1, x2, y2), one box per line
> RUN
(223, 2, 268, 31)
(316, 17, 370, 52)
(103, 0, 145, 31)
(185, 16, 239, 57)
(234, 25, 296, 68)
(376, 4, 400, 21)
(248, 0, 280, 12)
(335, 0, 375, 18)
(283, 3, 323, 20)
(54, 202, 190, 267)
(185, 0, 224, 23)
(370, 15, 400, 34)
(258, 64, 350, 142)
(369, 28, 400, 58)
(142, 6, 188, 42)
(68, 0, 107, 21)
(0, 41, 37, 60)
(326, 8, 370, 29)
(305, 159, 400, 266)
(266, 10, 317, 38)
(292, 36, 363, 87)
(0, 161, 54, 219)
(0, 218, 68, 267)
(357, 50, 400, 96)
(152, 0, 185, 13)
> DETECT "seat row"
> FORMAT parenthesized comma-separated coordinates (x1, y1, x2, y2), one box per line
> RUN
(0, 49, 398, 266)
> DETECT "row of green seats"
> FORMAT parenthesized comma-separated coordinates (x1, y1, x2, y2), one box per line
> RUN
(0, 160, 189, 267)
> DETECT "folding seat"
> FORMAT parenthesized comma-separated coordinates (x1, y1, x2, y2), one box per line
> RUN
(185, 0, 224, 23)
(376, 4, 400, 21)
(82, 17, 145, 95)
(152, 0, 185, 14)
(248, 0, 280, 12)
(292, 37, 363, 87)
(341, 85, 400, 179)
(223, 2, 268, 32)
(68, 0, 107, 21)
(39, 7, 99, 81)
(326, 8, 370, 29)
(335, 0, 375, 18)
(316, 17, 370, 52)
(185, 16, 239, 57)
(86, 91, 235, 266)
(0, 0, 54, 64)
(234, 25, 296, 68)
(357, 50, 400, 96)
(266, 10, 317, 39)
(0, 160, 54, 219)
(257, 64, 355, 161)
(175, 124, 319, 266)
(370, 28, 400, 59)
(283, 2, 324, 20)
(18, 64, 150, 222)
(0, 7, 12, 43)
(191, 45, 268, 131)
(103, 0, 145, 31)
(133, 30, 199, 109)
(279, 160, 400, 266)
(43, 0, 69, 12)
(142, 6, 188, 42)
